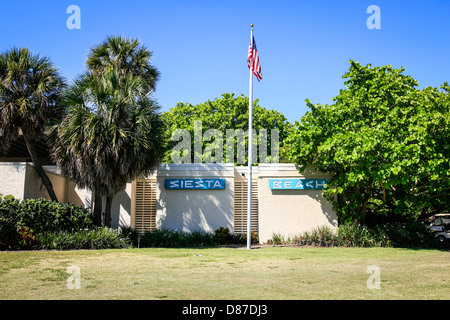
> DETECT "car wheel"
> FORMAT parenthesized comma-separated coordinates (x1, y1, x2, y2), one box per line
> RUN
(437, 235, 446, 243)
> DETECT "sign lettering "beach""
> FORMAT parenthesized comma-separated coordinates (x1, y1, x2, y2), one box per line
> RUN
(269, 179, 328, 190)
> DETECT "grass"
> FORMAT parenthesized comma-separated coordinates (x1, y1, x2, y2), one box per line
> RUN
(0, 246, 449, 300)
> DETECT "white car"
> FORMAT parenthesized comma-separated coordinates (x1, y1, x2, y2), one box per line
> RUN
(428, 214, 450, 243)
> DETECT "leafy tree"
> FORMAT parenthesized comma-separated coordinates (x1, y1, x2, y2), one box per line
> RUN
(0, 47, 66, 202)
(285, 61, 449, 225)
(162, 93, 292, 164)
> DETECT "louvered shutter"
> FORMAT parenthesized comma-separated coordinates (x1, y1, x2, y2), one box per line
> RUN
(132, 179, 157, 233)
(234, 179, 258, 234)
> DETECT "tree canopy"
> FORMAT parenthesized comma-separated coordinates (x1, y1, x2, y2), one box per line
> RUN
(0, 47, 66, 202)
(162, 93, 292, 164)
(86, 35, 160, 94)
(285, 61, 450, 225)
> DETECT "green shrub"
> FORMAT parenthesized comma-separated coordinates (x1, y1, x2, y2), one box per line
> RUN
(137, 229, 216, 248)
(17, 198, 94, 233)
(214, 227, 232, 245)
(119, 226, 140, 244)
(0, 195, 95, 249)
(36, 227, 132, 250)
(372, 222, 437, 248)
(268, 223, 438, 248)
(0, 196, 94, 233)
(0, 206, 21, 249)
(138, 229, 182, 247)
(270, 233, 285, 245)
(230, 233, 246, 245)
(134, 227, 253, 248)
(301, 226, 337, 247)
(213, 227, 250, 245)
(0, 195, 21, 213)
(246, 230, 260, 245)
(16, 222, 39, 248)
(336, 224, 377, 247)
(188, 230, 216, 247)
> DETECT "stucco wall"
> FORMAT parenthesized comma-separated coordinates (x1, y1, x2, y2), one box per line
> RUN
(156, 163, 235, 233)
(65, 180, 87, 207)
(110, 182, 133, 229)
(24, 164, 87, 206)
(0, 162, 27, 199)
(0, 162, 338, 245)
(0, 162, 88, 208)
(257, 164, 337, 243)
(24, 164, 66, 202)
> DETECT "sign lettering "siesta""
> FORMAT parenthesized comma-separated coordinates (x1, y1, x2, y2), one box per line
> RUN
(165, 179, 225, 190)
(269, 179, 328, 190)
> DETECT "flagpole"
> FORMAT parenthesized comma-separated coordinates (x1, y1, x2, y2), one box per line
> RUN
(247, 24, 254, 250)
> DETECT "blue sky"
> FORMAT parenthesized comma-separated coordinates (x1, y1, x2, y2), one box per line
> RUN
(1, 0, 450, 123)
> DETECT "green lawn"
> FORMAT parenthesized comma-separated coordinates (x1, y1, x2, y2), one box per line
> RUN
(0, 246, 449, 300)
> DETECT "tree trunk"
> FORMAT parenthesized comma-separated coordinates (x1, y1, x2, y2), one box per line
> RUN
(104, 195, 113, 227)
(359, 195, 372, 226)
(22, 133, 59, 202)
(93, 191, 103, 226)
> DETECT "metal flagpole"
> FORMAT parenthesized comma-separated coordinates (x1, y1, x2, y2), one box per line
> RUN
(247, 24, 254, 250)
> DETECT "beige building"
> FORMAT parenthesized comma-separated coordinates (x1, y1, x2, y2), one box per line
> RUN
(0, 162, 337, 244)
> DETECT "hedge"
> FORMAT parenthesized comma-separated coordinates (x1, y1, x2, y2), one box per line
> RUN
(0, 195, 96, 249)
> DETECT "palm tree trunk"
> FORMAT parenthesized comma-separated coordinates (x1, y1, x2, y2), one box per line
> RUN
(104, 195, 113, 227)
(93, 191, 103, 226)
(22, 133, 59, 202)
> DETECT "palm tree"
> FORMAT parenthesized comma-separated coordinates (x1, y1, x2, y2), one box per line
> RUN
(51, 36, 164, 226)
(86, 35, 162, 223)
(0, 47, 66, 202)
(86, 36, 160, 94)
(51, 70, 165, 226)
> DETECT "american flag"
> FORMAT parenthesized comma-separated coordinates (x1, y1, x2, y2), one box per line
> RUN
(247, 35, 262, 81)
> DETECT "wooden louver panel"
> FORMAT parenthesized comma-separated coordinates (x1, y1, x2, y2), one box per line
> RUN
(132, 179, 157, 233)
(234, 179, 258, 234)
